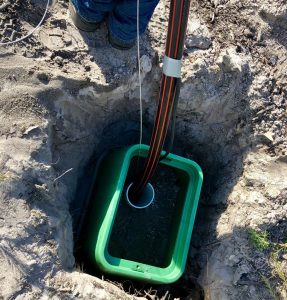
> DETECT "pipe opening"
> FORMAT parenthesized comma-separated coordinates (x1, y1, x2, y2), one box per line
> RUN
(126, 182, 155, 209)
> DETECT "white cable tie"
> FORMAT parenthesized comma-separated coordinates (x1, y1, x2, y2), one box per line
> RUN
(163, 55, 182, 78)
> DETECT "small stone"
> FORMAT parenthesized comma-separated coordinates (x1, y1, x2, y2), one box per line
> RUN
(258, 131, 274, 143)
(269, 55, 278, 66)
(54, 56, 64, 66)
(266, 186, 281, 199)
(84, 65, 91, 72)
(243, 28, 254, 39)
(140, 55, 152, 73)
(218, 48, 243, 72)
(63, 36, 72, 46)
(37, 72, 50, 84)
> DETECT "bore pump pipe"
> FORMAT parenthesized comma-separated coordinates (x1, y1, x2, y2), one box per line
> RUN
(129, 0, 190, 201)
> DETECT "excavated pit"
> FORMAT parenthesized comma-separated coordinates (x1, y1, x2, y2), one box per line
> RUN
(70, 123, 244, 298)
(44, 54, 252, 298)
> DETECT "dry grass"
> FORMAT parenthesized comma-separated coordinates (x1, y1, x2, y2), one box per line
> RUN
(261, 275, 280, 300)
(0, 172, 12, 181)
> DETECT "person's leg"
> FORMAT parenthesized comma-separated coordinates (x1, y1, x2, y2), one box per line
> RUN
(108, 0, 159, 49)
(70, 0, 116, 31)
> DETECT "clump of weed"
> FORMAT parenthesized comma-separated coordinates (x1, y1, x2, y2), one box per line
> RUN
(248, 228, 287, 299)
(248, 228, 270, 251)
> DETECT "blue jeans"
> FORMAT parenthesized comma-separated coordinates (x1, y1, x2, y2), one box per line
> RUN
(71, 0, 159, 44)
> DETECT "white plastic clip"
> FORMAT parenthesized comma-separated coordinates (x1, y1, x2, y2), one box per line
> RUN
(163, 55, 182, 78)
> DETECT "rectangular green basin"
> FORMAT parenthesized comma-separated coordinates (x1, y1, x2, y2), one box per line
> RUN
(83, 144, 203, 284)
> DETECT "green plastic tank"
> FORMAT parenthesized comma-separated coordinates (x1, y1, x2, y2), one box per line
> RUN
(82, 144, 203, 284)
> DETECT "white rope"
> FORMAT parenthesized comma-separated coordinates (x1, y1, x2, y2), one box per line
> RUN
(54, 168, 73, 182)
(137, 0, 143, 151)
(0, 0, 50, 46)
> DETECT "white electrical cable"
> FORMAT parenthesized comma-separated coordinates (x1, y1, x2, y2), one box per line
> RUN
(0, 0, 50, 46)
(137, 0, 143, 151)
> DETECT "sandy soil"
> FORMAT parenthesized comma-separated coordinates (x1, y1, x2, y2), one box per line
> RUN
(0, 0, 286, 299)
